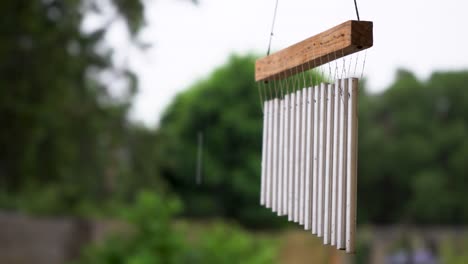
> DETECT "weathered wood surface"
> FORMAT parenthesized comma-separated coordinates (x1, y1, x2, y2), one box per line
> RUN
(255, 20, 373, 82)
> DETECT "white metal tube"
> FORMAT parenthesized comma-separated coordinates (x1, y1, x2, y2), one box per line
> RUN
(261, 100, 269, 206)
(277, 98, 284, 215)
(272, 98, 279, 213)
(346, 78, 358, 253)
(283, 95, 290, 216)
(266, 100, 273, 208)
(337, 79, 349, 250)
(299, 88, 308, 225)
(323, 83, 335, 244)
(331, 79, 341, 246)
(317, 83, 328, 237)
(304, 87, 314, 230)
(312, 85, 320, 234)
(288, 92, 296, 221)
(294, 89, 302, 223)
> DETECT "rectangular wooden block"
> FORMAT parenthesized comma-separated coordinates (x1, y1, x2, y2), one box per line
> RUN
(255, 20, 373, 82)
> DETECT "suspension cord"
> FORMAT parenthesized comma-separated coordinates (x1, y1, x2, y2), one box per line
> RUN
(353, 0, 361, 21)
(266, 0, 280, 56)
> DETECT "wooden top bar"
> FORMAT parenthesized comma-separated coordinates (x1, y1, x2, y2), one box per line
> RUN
(255, 20, 373, 82)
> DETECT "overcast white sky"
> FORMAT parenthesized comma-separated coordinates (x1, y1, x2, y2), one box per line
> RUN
(103, 0, 468, 127)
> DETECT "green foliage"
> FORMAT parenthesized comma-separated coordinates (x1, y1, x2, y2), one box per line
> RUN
(440, 236, 468, 264)
(76, 191, 186, 264)
(75, 191, 277, 264)
(358, 70, 468, 224)
(0, 0, 170, 215)
(189, 223, 277, 264)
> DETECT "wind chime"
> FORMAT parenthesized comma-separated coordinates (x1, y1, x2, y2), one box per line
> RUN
(257, 12, 373, 253)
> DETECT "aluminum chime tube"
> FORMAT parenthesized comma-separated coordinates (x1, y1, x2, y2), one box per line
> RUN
(259, 78, 358, 253)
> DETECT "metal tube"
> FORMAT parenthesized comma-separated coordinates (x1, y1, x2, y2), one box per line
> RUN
(337, 79, 349, 250)
(346, 78, 358, 253)
(323, 83, 335, 244)
(288, 92, 296, 221)
(294, 89, 302, 222)
(331, 79, 341, 246)
(312, 85, 320, 234)
(304, 87, 314, 230)
(266, 100, 273, 208)
(261, 100, 269, 206)
(277, 98, 284, 215)
(318, 83, 328, 237)
(272, 98, 280, 213)
(283, 95, 290, 216)
(299, 88, 308, 225)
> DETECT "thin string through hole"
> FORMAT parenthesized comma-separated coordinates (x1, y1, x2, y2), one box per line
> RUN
(341, 49, 346, 79)
(353, 52, 360, 77)
(360, 50, 368, 80)
(258, 82, 265, 112)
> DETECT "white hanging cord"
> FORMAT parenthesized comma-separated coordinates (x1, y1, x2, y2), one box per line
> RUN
(340, 49, 347, 79)
(353, 53, 360, 77)
(360, 50, 368, 80)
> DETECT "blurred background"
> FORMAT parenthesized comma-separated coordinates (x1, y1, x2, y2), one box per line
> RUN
(1, 0, 468, 263)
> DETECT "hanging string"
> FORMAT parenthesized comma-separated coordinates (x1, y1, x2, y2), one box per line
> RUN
(360, 50, 368, 80)
(306, 59, 314, 88)
(318, 38, 324, 83)
(258, 82, 265, 113)
(353, 53, 360, 77)
(332, 44, 337, 83)
(266, 0, 280, 56)
(256, 0, 280, 113)
(285, 68, 291, 95)
(353, 0, 361, 21)
(308, 42, 317, 87)
(340, 49, 346, 79)
(267, 80, 272, 100)
(275, 77, 280, 99)
(279, 73, 285, 99)
(301, 64, 307, 89)
(348, 54, 353, 78)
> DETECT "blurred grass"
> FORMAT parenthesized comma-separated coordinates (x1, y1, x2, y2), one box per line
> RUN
(177, 220, 345, 264)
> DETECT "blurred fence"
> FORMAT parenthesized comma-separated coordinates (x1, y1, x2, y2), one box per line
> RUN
(280, 226, 468, 263)
(0, 211, 467, 264)
(365, 226, 468, 264)
(0, 212, 125, 264)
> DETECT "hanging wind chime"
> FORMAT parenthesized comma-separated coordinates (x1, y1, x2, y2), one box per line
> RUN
(257, 1, 373, 254)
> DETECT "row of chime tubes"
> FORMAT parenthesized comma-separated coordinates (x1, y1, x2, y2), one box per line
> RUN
(260, 77, 358, 253)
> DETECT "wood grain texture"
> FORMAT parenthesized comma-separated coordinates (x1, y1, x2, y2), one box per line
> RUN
(255, 20, 373, 82)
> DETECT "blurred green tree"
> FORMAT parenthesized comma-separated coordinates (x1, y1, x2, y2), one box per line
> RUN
(0, 0, 160, 214)
(358, 70, 468, 224)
